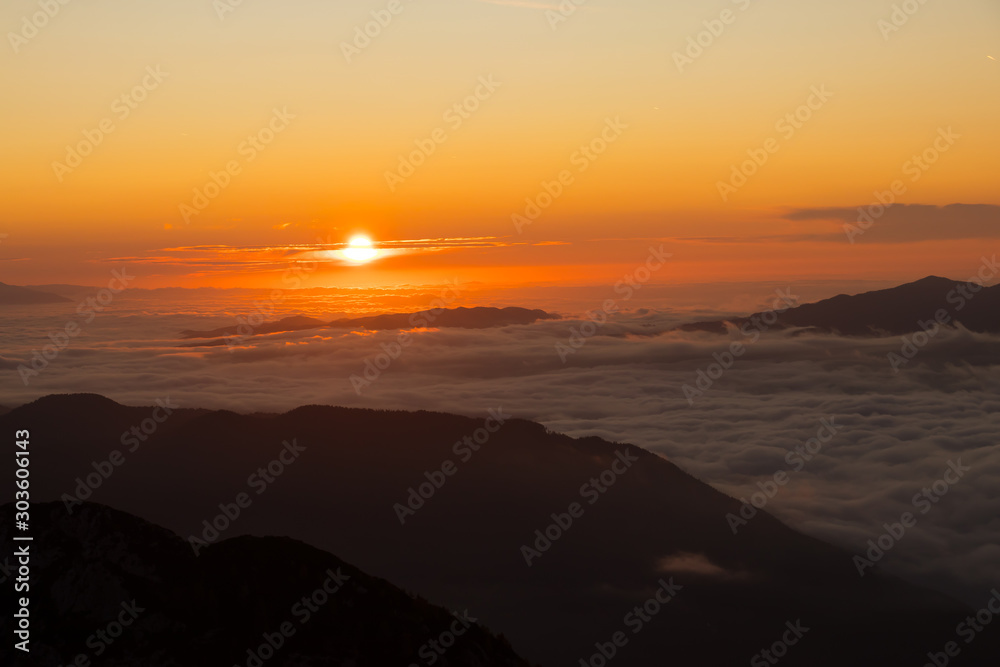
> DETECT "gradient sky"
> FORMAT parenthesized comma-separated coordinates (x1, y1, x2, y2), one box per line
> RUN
(1, 0, 998, 289)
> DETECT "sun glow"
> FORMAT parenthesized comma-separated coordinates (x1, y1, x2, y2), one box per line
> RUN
(342, 235, 378, 263)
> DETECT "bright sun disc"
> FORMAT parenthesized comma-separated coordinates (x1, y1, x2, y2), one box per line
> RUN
(342, 235, 378, 263)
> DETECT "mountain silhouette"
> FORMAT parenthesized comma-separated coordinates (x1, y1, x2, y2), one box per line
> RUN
(680, 275, 1000, 336)
(0, 502, 533, 667)
(179, 306, 560, 341)
(2, 394, 997, 666)
(0, 282, 72, 305)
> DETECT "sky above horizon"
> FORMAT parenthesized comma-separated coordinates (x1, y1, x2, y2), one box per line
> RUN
(2, 0, 998, 291)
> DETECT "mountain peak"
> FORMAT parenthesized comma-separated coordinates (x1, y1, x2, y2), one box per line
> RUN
(681, 276, 999, 336)
(0, 282, 72, 305)
(908, 275, 959, 286)
(24, 393, 125, 410)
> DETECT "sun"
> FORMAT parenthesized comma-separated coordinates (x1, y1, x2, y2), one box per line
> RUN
(341, 235, 378, 263)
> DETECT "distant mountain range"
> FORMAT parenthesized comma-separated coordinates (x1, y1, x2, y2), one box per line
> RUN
(680, 276, 1000, 336)
(0, 282, 71, 305)
(3, 394, 995, 666)
(0, 502, 533, 667)
(179, 306, 560, 342)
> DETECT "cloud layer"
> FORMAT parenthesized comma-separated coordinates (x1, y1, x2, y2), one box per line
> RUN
(2, 293, 998, 606)
(786, 204, 1000, 243)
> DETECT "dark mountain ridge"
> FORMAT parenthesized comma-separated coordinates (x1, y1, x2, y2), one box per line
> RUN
(2, 394, 997, 665)
(0, 502, 533, 667)
(0, 282, 72, 305)
(179, 306, 560, 341)
(680, 275, 1000, 336)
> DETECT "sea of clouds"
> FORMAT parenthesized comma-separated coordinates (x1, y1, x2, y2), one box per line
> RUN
(1, 286, 997, 607)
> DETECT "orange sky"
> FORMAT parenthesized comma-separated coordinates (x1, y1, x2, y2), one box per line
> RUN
(1, 0, 998, 290)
